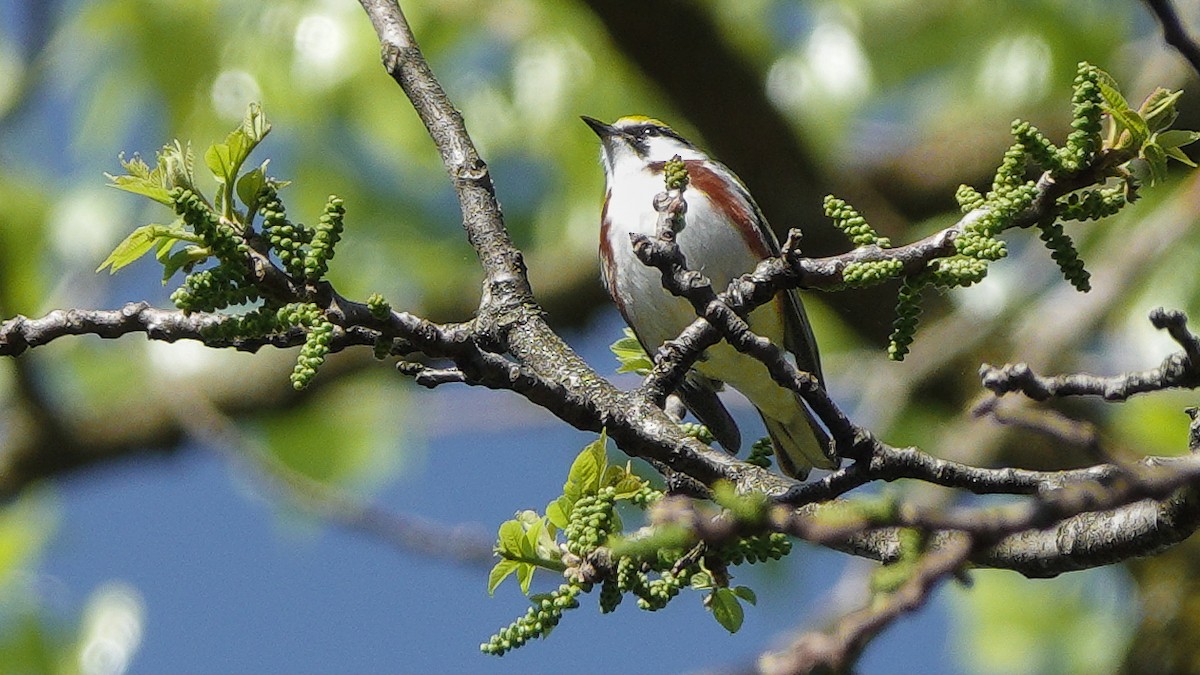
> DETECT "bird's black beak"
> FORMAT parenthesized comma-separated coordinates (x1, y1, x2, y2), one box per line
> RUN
(581, 116, 616, 139)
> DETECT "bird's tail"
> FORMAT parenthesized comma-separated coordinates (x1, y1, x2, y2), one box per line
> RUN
(761, 404, 837, 479)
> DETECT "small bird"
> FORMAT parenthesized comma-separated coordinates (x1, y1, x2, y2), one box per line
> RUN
(583, 115, 837, 478)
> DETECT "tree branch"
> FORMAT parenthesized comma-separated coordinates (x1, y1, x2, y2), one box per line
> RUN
(760, 535, 972, 674)
(173, 387, 495, 567)
(0, 302, 311, 356)
(1144, 0, 1200, 77)
(981, 308, 1200, 401)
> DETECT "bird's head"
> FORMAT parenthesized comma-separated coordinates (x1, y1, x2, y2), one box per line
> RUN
(582, 115, 706, 176)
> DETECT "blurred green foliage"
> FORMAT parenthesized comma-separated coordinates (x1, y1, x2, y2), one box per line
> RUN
(0, 493, 68, 672)
(949, 567, 1135, 675)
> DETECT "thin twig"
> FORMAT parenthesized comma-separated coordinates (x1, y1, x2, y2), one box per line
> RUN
(981, 309, 1200, 401)
(1144, 0, 1200, 77)
(168, 385, 495, 566)
(760, 536, 972, 674)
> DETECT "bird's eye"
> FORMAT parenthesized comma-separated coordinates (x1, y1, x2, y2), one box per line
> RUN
(637, 126, 657, 139)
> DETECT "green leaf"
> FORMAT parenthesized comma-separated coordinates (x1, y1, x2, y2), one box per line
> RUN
(690, 572, 714, 590)
(611, 475, 645, 501)
(1094, 69, 1130, 114)
(107, 141, 199, 203)
(565, 431, 607, 499)
(155, 233, 178, 261)
(161, 140, 196, 193)
(522, 517, 544, 557)
(487, 560, 520, 595)
(611, 328, 654, 374)
(236, 162, 269, 211)
(1142, 142, 1169, 186)
(96, 225, 161, 273)
(1109, 107, 1149, 149)
(105, 173, 173, 205)
(710, 588, 744, 633)
(1140, 88, 1181, 132)
(97, 223, 199, 274)
(733, 586, 757, 605)
(241, 102, 271, 143)
(205, 142, 240, 186)
(206, 104, 272, 187)
(517, 561, 535, 594)
(546, 497, 571, 530)
(1165, 146, 1198, 168)
(495, 518, 525, 558)
(118, 152, 153, 179)
(1092, 70, 1148, 149)
(1155, 130, 1200, 150)
(599, 460, 646, 500)
(160, 245, 210, 283)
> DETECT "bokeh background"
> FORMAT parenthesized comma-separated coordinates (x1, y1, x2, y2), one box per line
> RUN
(1, 0, 1198, 672)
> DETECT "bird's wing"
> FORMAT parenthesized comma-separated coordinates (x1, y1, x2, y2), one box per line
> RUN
(716, 161, 824, 384)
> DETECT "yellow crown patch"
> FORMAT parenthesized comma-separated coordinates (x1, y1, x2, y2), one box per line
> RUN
(614, 115, 672, 130)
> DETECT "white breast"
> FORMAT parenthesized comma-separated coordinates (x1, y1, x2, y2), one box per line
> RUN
(605, 165, 793, 418)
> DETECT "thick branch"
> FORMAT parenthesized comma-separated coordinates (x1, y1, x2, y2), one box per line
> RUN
(791, 456, 1200, 578)
(356, 0, 531, 319)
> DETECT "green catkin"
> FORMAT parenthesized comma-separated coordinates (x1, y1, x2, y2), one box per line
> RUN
(598, 577, 622, 614)
(824, 195, 890, 248)
(260, 187, 310, 278)
(933, 256, 989, 288)
(167, 188, 255, 313)
(171, 188, 247, 267)
(663, 156, 689, 191)
(1059, 188, 1126, 222)
(171, 265, 256, 313)
(842, 259, 905, 287)
(199, 305, 284, 341)
(954, 184, 986, 213)
(991, 141, 1030, 196)
(1059, 63, 1104, 172)
(888, 276, 927, 361)
(366, 293, 392, 320)
(481, 582, 583, 656)
(635, 572, 684, 611)
(746, 437, 774, 468)
(1011, 120, 1061, 172)
(564, 487, 618, 557)
(289, 316, 333, 390)
(304, 195, 346, 281)
(1037, 220, 1091, 292)
(678, 422, 714, 444)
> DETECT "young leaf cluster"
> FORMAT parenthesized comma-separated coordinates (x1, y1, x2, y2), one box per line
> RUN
(101, 105, 370, 391)
(483, 434, 793, 654)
